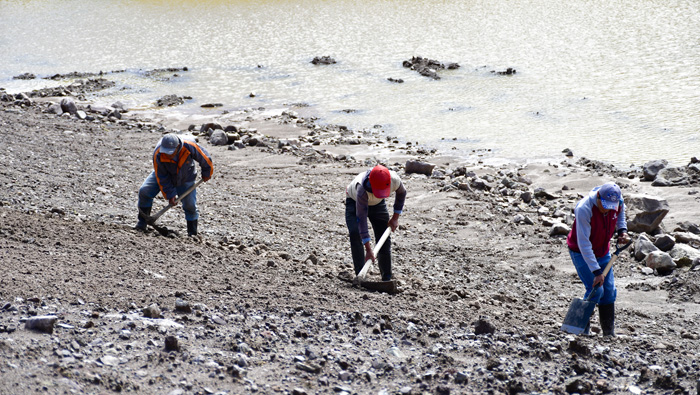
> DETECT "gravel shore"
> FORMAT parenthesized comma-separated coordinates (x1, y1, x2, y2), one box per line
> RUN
(1, 87, 699, 395)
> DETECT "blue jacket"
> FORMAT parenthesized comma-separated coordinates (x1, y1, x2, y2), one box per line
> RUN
(153, 139, 213, 200)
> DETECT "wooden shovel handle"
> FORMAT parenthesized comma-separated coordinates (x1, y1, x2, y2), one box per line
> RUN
(149, 179, 205, 223)
(356, 227, 392, 279)
(602, 240, 632, 276)
(587, 240, 633, 300)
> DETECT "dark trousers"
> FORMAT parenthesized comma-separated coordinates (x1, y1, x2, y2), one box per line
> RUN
(345, 197, 392, 280)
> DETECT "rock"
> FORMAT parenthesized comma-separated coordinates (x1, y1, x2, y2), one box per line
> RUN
(474, 316, 495, 335)
(471, 178, 492, 191)
(76, 110, 87, 120)
(644, 251, 676, 274)
(311, 56, 336, 65)
(642, 159, 668, 181)
(164, 336, 180, 351)
(454, 372, 468, 384)
(200, 123, 223, 135)
(565, 378, 592, 394)
(402, 56, 459, 80)
(634, 234, 659, 261)
(156, 94, 184, 107)
(13, 72, 36, 80)
(625, 194, 670, 233)
(25, 315, 58, 334)
(549, 223, 570, 237)
(653, 167, 688, 186)
(210, 130, 229, 146)
(387, 78, 404, 83)
(47, 103, 63, 115)
(60, 98, 78, 115)
(653, 234, 675, 252)
(200, 103, 223, 108)
(533, 187, 557, 200)
(142, 304, 161, 318)
(224, 125, 238, 133)
(520, 191, 532, 203)
(175, 299, 192, 314)
(405, 160, 435, 176)
(674, 221, 700, 235)
(562, 148, 574, 157)
(492, 68, 516, 75)
(668, 244, 700, 267)
(296, 362, 321, 374)
(673, 232, 700, 246)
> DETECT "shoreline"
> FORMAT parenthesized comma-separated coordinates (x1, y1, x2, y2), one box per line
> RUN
(1, 79, 700, 394)
(4, 70, 697, 170)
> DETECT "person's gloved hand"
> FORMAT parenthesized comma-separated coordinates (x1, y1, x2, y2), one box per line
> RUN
(617, 231, 630, 245)
(169, 197, 177, 206)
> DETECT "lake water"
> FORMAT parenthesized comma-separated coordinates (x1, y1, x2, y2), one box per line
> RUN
(1, 0, 699, 166)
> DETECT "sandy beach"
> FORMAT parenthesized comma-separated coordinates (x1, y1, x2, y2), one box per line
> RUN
(1, 83, 699, 394)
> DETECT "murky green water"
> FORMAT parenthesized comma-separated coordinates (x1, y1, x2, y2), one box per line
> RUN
(1, 0, 699, 166)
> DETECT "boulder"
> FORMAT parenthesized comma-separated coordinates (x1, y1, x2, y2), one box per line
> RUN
(471, 178, 492, 191)
(200, 122, 223, 135)
(642, 159, 667, 181)
(209, 130, 229, 146)
(47, 103, 63, 115)
(533, 188, 557, 200)
(227, 133, 241, 144)
(634, 234, 658, 261)
(549, 223, 570, 237)
(25, 315, 58, 334)
(156, 94, 183, 107)
(405, 161, 435, 176)
(673, 232, 700, 246)
(652, 167, 688, 186)
(644, 251, 676, 274)
(60, 98, 78, 115)
(674, 222, 700, 235)
(624, 194, 670, 233)
(653, 234, 675, 252)
(668, 244, 700, 267)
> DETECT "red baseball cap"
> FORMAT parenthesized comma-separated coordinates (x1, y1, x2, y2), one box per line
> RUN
(369, 165, 391, 198)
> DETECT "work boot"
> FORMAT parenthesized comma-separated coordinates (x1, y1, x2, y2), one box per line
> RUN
(599, 303, 615, 336)
(187, 220, 198, 236)
(135, 206, 151, 231)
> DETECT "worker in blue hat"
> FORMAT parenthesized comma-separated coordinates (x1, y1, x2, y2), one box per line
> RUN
(135, 133, 213, 236)
(567, 182, 630, 336)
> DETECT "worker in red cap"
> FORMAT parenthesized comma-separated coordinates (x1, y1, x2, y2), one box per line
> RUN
(345, 165, 406, 281)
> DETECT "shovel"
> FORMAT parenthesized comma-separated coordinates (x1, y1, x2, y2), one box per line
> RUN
(138, 179, 204, 236)
(560, 240, 632, 335)
(353, 228, 399, 294)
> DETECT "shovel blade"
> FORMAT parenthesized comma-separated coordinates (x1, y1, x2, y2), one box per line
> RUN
(359, 280, 398, 294)
(560, 297, 597, 335)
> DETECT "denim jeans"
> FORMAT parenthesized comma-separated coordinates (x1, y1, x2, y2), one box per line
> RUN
(345, 197, 391, 280)
(569, 250, 616, 306)
(138, 172, 198, 221)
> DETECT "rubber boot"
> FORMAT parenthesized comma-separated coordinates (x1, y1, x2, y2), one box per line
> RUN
(135, 206, 151, 231)
(599, 303, 615, 336)
(187, 220, 198, 236)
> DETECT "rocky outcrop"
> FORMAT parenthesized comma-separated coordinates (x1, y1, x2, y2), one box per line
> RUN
(156, 94, 185, 107)
(311, 56, 336, 65)
(402, 56, 459, 80)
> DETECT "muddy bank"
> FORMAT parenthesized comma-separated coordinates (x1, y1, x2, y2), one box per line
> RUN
(1, 87, 700, 394)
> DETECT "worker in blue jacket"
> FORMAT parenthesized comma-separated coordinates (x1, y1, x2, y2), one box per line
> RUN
(135, 133, 213, 236)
